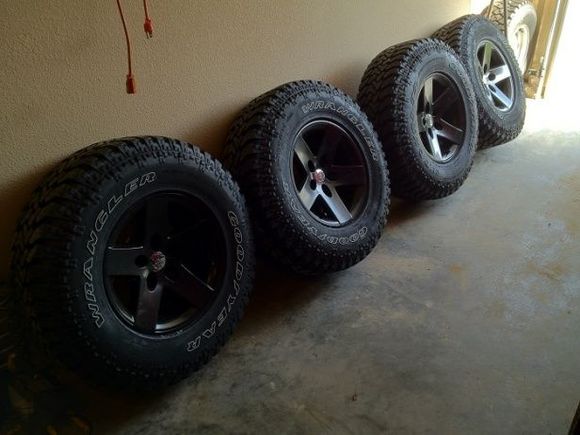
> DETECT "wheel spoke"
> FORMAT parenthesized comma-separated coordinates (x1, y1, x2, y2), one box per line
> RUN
(323, 186, 352, 224)
(490, 85, 512, 108)
(318, 126, 344, 165)
(489, 65, 511, 83)
(105, 246, 147, 276)
(485, 88, 494, 104)
(134, 276, 163, 333)
(480, 42, 493, 72)
(437, 119, 464, 145)
(298, 179, 318, 210)
(144, 196, 172, 246)
(294, 136, 316, 171)
(166, 263, 215, 308)
(426, 131, 444, 161)
(167, 219, 210, 245)
(423, 77, 434, 111)
(327, 164, 366, 187)
(432, 87, 459, 113)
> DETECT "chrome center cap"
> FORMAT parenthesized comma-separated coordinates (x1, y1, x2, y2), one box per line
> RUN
(423, 114, 434, 129)
(313, 168, 326, 184)
(150, 251, 167, 273)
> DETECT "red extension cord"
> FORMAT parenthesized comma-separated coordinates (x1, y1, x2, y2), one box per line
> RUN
(116, 0, 153, 94)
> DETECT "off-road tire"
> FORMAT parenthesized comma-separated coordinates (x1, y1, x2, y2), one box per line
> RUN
(433, 15, 526, 149)
(11, 136, 255, 389)
(358, 39, 478, 200)
(0, 284, 17, 371)
(223, 80, 390, 275)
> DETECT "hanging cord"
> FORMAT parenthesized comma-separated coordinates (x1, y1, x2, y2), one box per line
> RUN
(143, 0, 153, 38)
(115, 0, 153, 94)
(116, 0, 136, 93)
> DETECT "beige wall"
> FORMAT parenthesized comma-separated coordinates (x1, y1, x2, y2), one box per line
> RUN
(0, 0, 468, 281)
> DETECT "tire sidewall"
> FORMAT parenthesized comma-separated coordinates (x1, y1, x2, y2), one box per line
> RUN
(270, 90, 387, 252)
(67, 156, 251, 371)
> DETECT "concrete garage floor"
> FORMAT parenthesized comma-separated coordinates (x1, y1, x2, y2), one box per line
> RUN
(7, 100, 580, 433)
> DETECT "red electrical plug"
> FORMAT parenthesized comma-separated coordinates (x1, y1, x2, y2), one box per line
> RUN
(126, 74, 136, 94)
(115, 0, 154, 94)
(117, 0, 136, 94)
(144, 18, 153, 38)
(143, 0, 153, 38)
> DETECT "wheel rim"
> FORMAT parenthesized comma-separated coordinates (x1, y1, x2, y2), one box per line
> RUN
(476, 40, 515, 112)
(104, 192, 227, 335)
(416, 73, 467, 163)
(511, 24, 530, 72)
(290, 120, 369, 227)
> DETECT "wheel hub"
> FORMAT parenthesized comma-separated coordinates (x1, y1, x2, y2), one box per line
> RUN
(422, 113, 434, 129)
(149, 251, 167, 273)
(313, 168, 326, 184)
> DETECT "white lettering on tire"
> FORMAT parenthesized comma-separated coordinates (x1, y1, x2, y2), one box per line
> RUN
(186, 209, 245, 352)
(282, 181, 367, 244)
(82, 172, 157, 328)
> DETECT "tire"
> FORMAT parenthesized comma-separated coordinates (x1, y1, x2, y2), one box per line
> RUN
(0, 284, 17, 371)
(433, 15, 526, 149)
(11, 136, 255, 389)
(223, 80, 389, 275)
(358, 39, 478, 200)
(482, 0, 537, 73)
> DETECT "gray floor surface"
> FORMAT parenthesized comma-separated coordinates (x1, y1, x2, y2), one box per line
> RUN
(3, 100, 580, 434)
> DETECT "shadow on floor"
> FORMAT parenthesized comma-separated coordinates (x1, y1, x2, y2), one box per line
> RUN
(0, 197, 438, 434)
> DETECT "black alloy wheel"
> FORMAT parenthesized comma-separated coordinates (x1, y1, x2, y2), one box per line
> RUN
(476, 40, 515, 112)
(105, 192, 226, 335)
(417, 73, 467, 164)
(291, 120, 369, 227)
